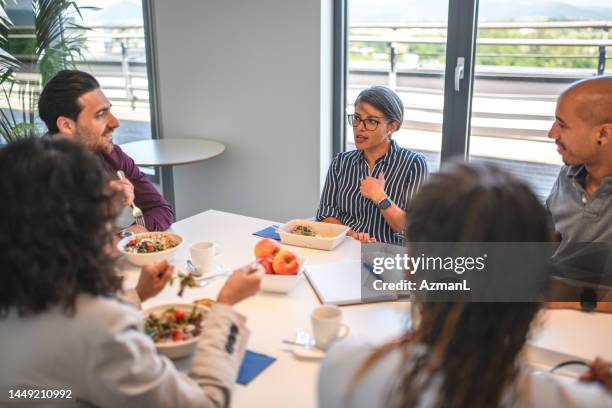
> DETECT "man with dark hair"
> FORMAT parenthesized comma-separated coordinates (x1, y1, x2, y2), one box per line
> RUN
(546, 76, 612, 313)
(38, 70, 173, 232)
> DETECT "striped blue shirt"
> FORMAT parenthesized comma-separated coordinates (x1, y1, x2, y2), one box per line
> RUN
(316, 140, 428, 244)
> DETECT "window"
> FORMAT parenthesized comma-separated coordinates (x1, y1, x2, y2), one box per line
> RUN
(4, 0, 154, 143)
(342, 0, 612, 199)
(346, 0, 449, 171)
(2, 0, 159, 178)
(75, 0, 154, 146)
(469, 1, 611, 200)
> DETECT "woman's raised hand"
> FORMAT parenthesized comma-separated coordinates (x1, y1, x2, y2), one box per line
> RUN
(217, 262, 263, 305)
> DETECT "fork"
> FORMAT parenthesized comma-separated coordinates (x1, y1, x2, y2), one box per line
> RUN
(116, 171, 146, 228)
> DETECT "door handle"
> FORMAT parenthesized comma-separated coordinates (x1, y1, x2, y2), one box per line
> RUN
(454, 57, 465, 92)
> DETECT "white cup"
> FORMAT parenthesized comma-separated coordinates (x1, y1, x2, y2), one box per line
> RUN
(190, 241, 221, 274)
(311, 305, 350, 349)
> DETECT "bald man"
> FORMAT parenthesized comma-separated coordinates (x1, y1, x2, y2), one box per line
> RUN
(546, 76, 612, 313)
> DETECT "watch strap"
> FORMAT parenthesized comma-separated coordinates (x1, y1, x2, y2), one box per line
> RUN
(580, 287, 597, 312)
(376, 197, 392, 210)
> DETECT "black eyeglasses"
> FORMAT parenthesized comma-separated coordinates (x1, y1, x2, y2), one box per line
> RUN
(347, 114, 382, 131)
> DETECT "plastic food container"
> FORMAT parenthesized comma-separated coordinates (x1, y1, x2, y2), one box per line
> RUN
(278, 220, 349, 251)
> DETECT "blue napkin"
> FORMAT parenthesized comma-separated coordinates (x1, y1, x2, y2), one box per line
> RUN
(253, 225, 280, 241)
(237, 350, 276, 385)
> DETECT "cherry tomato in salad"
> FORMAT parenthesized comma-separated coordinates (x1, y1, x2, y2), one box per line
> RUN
(171, 329, 183, 341)
(174, 310, 185, 321)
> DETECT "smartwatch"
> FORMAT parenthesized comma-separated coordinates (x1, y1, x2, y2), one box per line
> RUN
(580, 287, 597, 312)
(376, 197, 392, 210)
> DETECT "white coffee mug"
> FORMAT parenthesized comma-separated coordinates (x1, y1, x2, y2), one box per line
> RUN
(190, 241, 221, 274)
(311, 304, 350, 349)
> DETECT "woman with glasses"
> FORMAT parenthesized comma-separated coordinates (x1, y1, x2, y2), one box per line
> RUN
(318, 163, 611, 407)
(316, 86, 428, 244)
(0, 138, 262, 407)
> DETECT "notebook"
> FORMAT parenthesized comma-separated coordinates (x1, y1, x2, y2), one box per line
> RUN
(304, 260, 398, 305)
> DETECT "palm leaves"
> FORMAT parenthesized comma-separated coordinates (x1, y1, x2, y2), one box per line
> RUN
(0, 1, 20, 75)
(33, 0, 89, 86)
(0, 78, 38, 143)
(0, 0, 89, 143)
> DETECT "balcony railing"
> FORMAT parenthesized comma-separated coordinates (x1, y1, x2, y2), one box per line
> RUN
(347, 21, 612, 143)
(7, 25, 148, 109)
(5, 22, 612, 143)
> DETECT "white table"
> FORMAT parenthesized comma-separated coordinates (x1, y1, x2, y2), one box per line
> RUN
(119, 138, 225, 167)
(120, 210, 612, 408)
(119, 138, 225, 208)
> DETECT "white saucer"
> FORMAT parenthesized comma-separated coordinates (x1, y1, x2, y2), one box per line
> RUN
(291, 345, 326, 360)
(191, 263, 227, 279)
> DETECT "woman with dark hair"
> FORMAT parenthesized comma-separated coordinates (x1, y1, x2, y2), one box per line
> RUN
(318, 162, 611, 407)
(316, 86, 428, 244)
(0, 138, 262, 407)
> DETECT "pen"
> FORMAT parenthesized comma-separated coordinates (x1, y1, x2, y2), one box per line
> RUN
(362, 261, 384, 282)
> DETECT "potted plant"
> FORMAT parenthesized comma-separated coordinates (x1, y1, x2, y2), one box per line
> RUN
(0, 0, 90, 143)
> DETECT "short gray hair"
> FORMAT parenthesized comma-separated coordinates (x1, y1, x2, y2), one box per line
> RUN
(354, 86, 404, 130)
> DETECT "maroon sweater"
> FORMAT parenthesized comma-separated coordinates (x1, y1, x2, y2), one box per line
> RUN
(99, 145, 174, 231)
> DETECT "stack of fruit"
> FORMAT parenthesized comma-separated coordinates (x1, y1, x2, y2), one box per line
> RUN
(254, 238, 299, 275)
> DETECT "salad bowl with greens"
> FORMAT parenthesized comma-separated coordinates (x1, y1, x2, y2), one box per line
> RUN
(142, 303, 209, 359)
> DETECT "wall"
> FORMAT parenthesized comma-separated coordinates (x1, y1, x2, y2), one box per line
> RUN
(150, 0, 334, 222)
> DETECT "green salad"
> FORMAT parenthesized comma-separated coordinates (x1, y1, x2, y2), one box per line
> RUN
(145, 305, 205, 343)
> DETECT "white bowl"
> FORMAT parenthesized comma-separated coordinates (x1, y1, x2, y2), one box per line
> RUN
(278, 220, 349, 251)
(142, 303, 209, 359)
(117, 232, 183, 266)
(261, 258, 306, 293)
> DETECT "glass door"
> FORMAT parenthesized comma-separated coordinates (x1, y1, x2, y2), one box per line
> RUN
(468, 1, 612, 200)
(346, 0, 451, 171)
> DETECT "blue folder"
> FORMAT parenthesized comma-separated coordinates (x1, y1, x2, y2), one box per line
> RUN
(253, 225, 280, 241)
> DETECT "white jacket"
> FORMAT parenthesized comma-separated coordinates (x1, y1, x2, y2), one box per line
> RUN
(318, 339, 612, 408)
(0, 294, 249, 407)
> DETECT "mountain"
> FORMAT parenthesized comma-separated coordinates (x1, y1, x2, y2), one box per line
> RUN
(479, 1, 612, 21)
(349, 0, 612, 23)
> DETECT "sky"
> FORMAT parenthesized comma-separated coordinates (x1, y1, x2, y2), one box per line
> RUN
(76, 0, 143, 25)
